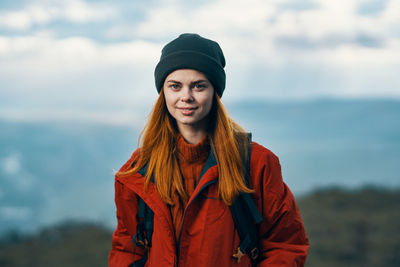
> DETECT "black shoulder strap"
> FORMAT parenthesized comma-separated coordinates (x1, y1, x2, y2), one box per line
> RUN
(230, 133, 263, 265)
(129, 161, 154, 267)
(242, 133, 263, 224)
(132, 197, 154, 267)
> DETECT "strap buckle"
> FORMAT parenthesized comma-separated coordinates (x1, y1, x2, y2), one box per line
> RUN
(250, 247, 259, 260)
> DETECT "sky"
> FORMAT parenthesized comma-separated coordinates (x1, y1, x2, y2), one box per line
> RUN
(0, 0, 399, 123)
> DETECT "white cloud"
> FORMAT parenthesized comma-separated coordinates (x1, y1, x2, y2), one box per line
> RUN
(62, 0, 117, 23)
(381, 0, 400, 25)
(105, 25, 137, 40)
(130, 0, 399, 60)
(0, 35, 160, 76)
(0, 0, 117, 30)
(135, 0, 277, 39)
(0, 0, 399, 121)
(134, 0, 398, 47)
(0, 34, 162, 112)
(0, 10, 33, 30)
(1, 153, 21, 175)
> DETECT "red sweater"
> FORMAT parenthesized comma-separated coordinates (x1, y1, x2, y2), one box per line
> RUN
(170, 134, 209, 241)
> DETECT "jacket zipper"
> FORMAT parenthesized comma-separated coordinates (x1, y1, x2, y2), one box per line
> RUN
(176, 179, 218, 264)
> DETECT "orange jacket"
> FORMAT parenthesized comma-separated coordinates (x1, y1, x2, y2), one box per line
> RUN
(109, 142, 309, 266)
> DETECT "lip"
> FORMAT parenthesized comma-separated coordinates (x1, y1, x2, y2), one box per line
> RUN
(177, 106, 198, 110)
(177, 107, 197, 115)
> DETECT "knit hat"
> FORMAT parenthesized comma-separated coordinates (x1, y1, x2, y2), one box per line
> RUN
(154, 33, 226, 97)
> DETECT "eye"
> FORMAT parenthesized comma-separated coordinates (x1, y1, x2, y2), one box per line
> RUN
(194, 83, 207, 90)
(168, 83, 180, 90)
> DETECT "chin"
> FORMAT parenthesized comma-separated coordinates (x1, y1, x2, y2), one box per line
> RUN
(179, 120, 196, 125)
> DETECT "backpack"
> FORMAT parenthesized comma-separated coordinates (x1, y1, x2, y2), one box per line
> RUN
(132, 134, 263, 266)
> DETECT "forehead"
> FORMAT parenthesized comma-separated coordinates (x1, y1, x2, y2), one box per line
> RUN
(165, 69, 209, 82)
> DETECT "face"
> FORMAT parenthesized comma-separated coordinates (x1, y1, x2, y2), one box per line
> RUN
(163, 69, 214, 131)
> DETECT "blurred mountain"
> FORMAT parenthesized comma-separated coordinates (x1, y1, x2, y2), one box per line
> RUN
(297, 186, 400, 267)
(0, 221, 111, 267)
(0, 98, 399, 236)
(0, 120, 139, 235)
(229, 98, 400, 192)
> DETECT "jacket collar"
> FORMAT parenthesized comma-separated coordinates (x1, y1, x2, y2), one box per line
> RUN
(116, 146, 219, 209)
(133, 146, 218, 188)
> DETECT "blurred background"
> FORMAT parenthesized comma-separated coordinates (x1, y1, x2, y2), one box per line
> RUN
(0, 0, 399, 266)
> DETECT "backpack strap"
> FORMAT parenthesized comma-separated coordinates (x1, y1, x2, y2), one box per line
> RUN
(132, 197, 154, 267)
(128, 161, 154, 267)
(230, 133, 263, 265)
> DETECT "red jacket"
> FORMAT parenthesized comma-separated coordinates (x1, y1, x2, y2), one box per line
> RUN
(109, 142, 309, 266)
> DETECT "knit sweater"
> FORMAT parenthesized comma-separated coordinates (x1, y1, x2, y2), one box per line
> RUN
(171, 134, 210, 241)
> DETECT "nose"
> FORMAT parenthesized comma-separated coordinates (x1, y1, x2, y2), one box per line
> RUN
(180, 87, 194, 102)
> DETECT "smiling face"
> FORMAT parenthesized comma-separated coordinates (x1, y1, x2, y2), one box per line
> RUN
(163, 69, 214, 133)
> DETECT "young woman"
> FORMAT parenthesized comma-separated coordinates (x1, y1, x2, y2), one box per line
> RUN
(109, 33, 309, 266)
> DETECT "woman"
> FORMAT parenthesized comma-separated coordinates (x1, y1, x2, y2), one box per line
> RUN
(109, 33, 309, 266)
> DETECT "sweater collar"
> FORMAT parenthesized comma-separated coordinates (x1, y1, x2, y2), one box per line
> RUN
(176, 133, 210, 164)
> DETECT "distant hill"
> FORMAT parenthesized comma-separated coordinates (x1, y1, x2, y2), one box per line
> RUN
(297, 186, 400, 267)
(0, 221, 111, 267)
(1, 187, 399, 267)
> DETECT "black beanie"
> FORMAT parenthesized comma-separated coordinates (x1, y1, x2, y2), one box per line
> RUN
(154, 33, 226, 97)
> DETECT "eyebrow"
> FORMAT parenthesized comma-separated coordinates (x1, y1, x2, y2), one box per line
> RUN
(166, 79, 209, 84)
(192, 80, 209, 84)
(166, 80, 181, 84)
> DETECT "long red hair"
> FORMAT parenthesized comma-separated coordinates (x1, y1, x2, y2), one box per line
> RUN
(119, 90, 253, 205)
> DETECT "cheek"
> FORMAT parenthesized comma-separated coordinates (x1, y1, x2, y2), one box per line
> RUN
(165, 102, 177, 120)
(164, 93, 175, 112)
(201, 94, 214, 114)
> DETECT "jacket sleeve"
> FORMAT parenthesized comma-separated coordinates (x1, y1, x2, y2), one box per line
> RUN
(109, 179, 145, 267)
(255, 150, 309, 267)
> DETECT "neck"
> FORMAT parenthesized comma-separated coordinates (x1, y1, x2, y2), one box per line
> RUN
(177, 125, 207, 144)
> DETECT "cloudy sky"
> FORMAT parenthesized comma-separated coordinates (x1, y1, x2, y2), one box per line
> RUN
(0, 0, 399, 123)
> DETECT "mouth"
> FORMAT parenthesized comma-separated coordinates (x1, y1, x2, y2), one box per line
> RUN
(177, 107, 197, 110)
(177, 107, 198, 115)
